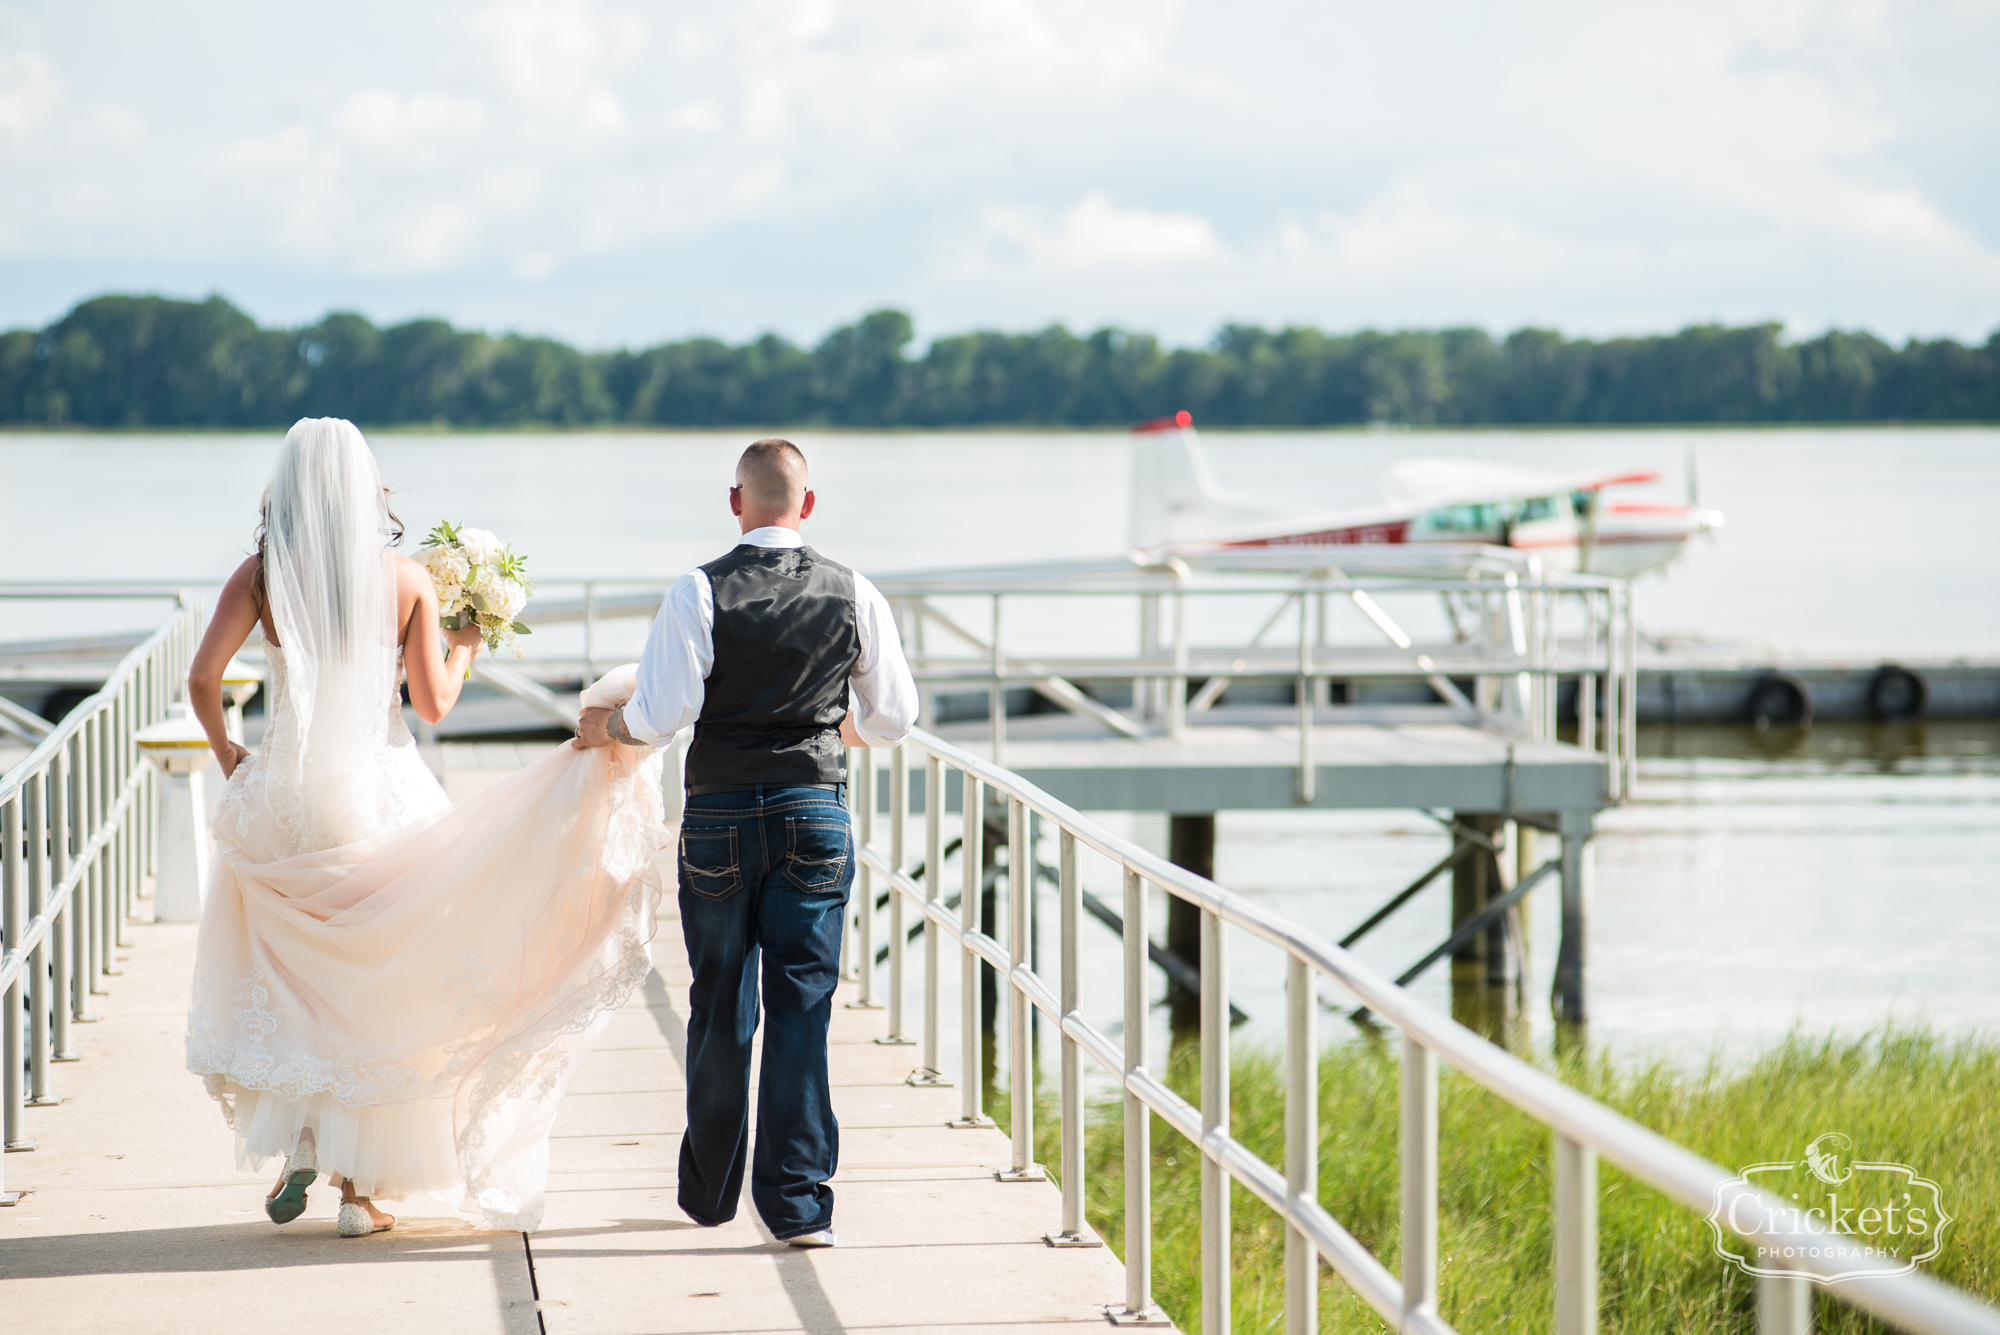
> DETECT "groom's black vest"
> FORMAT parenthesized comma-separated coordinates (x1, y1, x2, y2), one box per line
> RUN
(684, 544, 861, 790)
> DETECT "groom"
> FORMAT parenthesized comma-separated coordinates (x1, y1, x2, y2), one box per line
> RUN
(575, 438, 916, 1248)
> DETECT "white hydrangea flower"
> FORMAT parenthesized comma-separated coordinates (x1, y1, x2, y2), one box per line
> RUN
(458, 527, 503, 564)
(421, 545, 471, 612)
(494, 579, 529, 621)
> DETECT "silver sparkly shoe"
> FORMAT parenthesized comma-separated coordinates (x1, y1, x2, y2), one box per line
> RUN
(336, 1201, 394, 1237)
(264, 1137, 318, 1225)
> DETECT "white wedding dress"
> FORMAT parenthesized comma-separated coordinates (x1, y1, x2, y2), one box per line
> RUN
(185, 645, 667, 1231)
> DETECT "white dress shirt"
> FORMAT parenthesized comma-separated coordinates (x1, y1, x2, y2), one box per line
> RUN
(621, 525, 918, 750)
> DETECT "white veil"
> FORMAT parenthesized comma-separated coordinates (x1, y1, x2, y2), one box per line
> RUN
(259, 417, 401, 851)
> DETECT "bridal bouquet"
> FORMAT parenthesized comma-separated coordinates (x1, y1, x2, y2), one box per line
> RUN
(419, 521, 535, 654)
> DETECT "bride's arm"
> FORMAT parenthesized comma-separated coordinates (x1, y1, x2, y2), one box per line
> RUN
(187, 557, 262, 778)
(398, 557, 483, 723)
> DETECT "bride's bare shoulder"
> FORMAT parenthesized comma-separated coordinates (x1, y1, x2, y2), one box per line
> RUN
(221, 554, 262, 595)
(392, 553, 435, 603)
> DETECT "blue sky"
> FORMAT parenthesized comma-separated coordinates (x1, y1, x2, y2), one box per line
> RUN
(1, 0, 1996, 349)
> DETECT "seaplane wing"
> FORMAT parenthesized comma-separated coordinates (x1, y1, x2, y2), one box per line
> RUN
(1129, 414, 1720, 578)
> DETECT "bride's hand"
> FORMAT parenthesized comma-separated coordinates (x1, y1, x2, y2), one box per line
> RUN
(215, 739, 251, 779)
(444, 622, 485, 655)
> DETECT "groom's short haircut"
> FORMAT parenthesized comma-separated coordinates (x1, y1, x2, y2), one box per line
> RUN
(737, 438, 809, 513)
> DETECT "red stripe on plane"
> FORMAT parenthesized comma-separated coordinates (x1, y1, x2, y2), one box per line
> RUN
(1225, 522, 1411, 548)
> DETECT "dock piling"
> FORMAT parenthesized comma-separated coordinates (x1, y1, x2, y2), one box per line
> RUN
(1553, 810, 1593, 1025)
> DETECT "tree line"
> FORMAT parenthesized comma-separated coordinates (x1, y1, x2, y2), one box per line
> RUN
(3, 293, 1995, 429)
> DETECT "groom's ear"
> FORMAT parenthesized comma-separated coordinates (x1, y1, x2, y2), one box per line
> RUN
(799, 489, 816, 521)
(728, 485, 744, 518)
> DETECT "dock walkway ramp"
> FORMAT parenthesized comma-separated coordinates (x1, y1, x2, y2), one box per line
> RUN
(0, 748, 1140, 1335)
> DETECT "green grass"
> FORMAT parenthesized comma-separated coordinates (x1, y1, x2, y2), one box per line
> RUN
(999, 1025, 1998, 1333)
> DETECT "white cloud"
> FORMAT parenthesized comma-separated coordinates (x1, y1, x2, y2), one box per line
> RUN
(333, 90, 488, 150)
(958, 193, 1225, 274)
(0, 0, 1996, 344)
(0, 51, 61, 146)
(470, 0, 643, 120)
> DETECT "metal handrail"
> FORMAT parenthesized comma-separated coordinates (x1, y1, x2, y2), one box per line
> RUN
(850, 726, 2000, 1335)
(2, 600, 201, 1192)
(3, 560, 1641, 802)
(501, 561, 1637, 801)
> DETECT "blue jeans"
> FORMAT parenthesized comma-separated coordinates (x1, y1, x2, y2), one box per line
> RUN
(675, 784, 852, 1239)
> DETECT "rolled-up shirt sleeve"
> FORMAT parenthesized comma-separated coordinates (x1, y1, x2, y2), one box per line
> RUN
(848, 572, 918, 747)
(621, 571, 713, 746)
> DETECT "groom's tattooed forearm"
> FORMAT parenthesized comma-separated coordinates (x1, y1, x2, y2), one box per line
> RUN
(605, 709, 648, 746)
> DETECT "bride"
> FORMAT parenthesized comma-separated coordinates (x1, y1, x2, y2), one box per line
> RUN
(182, 417, 668, 1236)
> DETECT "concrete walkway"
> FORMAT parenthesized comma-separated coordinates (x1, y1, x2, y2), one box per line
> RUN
(0, 770, 1145, 1333)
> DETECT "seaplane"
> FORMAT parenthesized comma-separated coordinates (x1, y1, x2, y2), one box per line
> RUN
(1130, 411, 1722, 577)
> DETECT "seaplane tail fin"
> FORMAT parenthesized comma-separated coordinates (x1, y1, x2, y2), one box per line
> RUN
(1129, 412, 1289, 551)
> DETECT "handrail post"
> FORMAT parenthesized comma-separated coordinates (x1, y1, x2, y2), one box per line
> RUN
(911, 754, 947, 1082)
(1297, 587, 1315, 804)
(990, 595, 1006, 768)
(1401, 1033, 1438, 1326)
(1504, 570, 1529, 732)
(52, 743, 77, 1046)
(75, 727, 100, 1013)
(1168, 584, 1188, 740)
(95, 709, 114, 982)
(26, 772, 53, 1101)
(1139, 593, 1160, 722)
(115, 690, 132, 947)
(1616, 579, 1632, 791)
(3, 794, 25, 1151)
(1045, 828, 1099, 1245)
(1285, 954, 1318, 1334)
(1108, 866, 1167, 1325)
(878, 744, 914, 1045)
(1555, 1132, 1599, 1335)
(1200, 901, 1231, 1335)
(86, 714, 102, 989)
(108, 693, 123, 944)
(1758, 1274, 1812, 1335)
(848, 747, 880, 1010)
(996, 795, 1043, 1181)
(1579, 592, 1598, 755)
(950, 773, 990, 1127)
(1602, 589, 1621, 800)
(78, 718, 97, 1001)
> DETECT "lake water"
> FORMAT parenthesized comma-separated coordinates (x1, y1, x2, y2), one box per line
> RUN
(4, 426, 1999, 1067)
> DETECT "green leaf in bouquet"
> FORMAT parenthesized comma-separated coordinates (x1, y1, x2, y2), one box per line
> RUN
(422, 519, 462, 550)
(495, 546, 534, 592)
(511, 621, 532, 635)
(469, 591, 492, 614)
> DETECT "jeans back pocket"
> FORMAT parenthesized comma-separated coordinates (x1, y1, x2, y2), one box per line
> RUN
(681, 826, 743, 900)
(782, 816, 852, 893)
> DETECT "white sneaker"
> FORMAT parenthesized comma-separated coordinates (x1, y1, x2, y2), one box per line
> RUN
(785, 1228, 837, 1249)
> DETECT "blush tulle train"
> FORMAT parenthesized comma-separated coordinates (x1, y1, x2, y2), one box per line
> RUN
(185, 651, 667, 1231)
